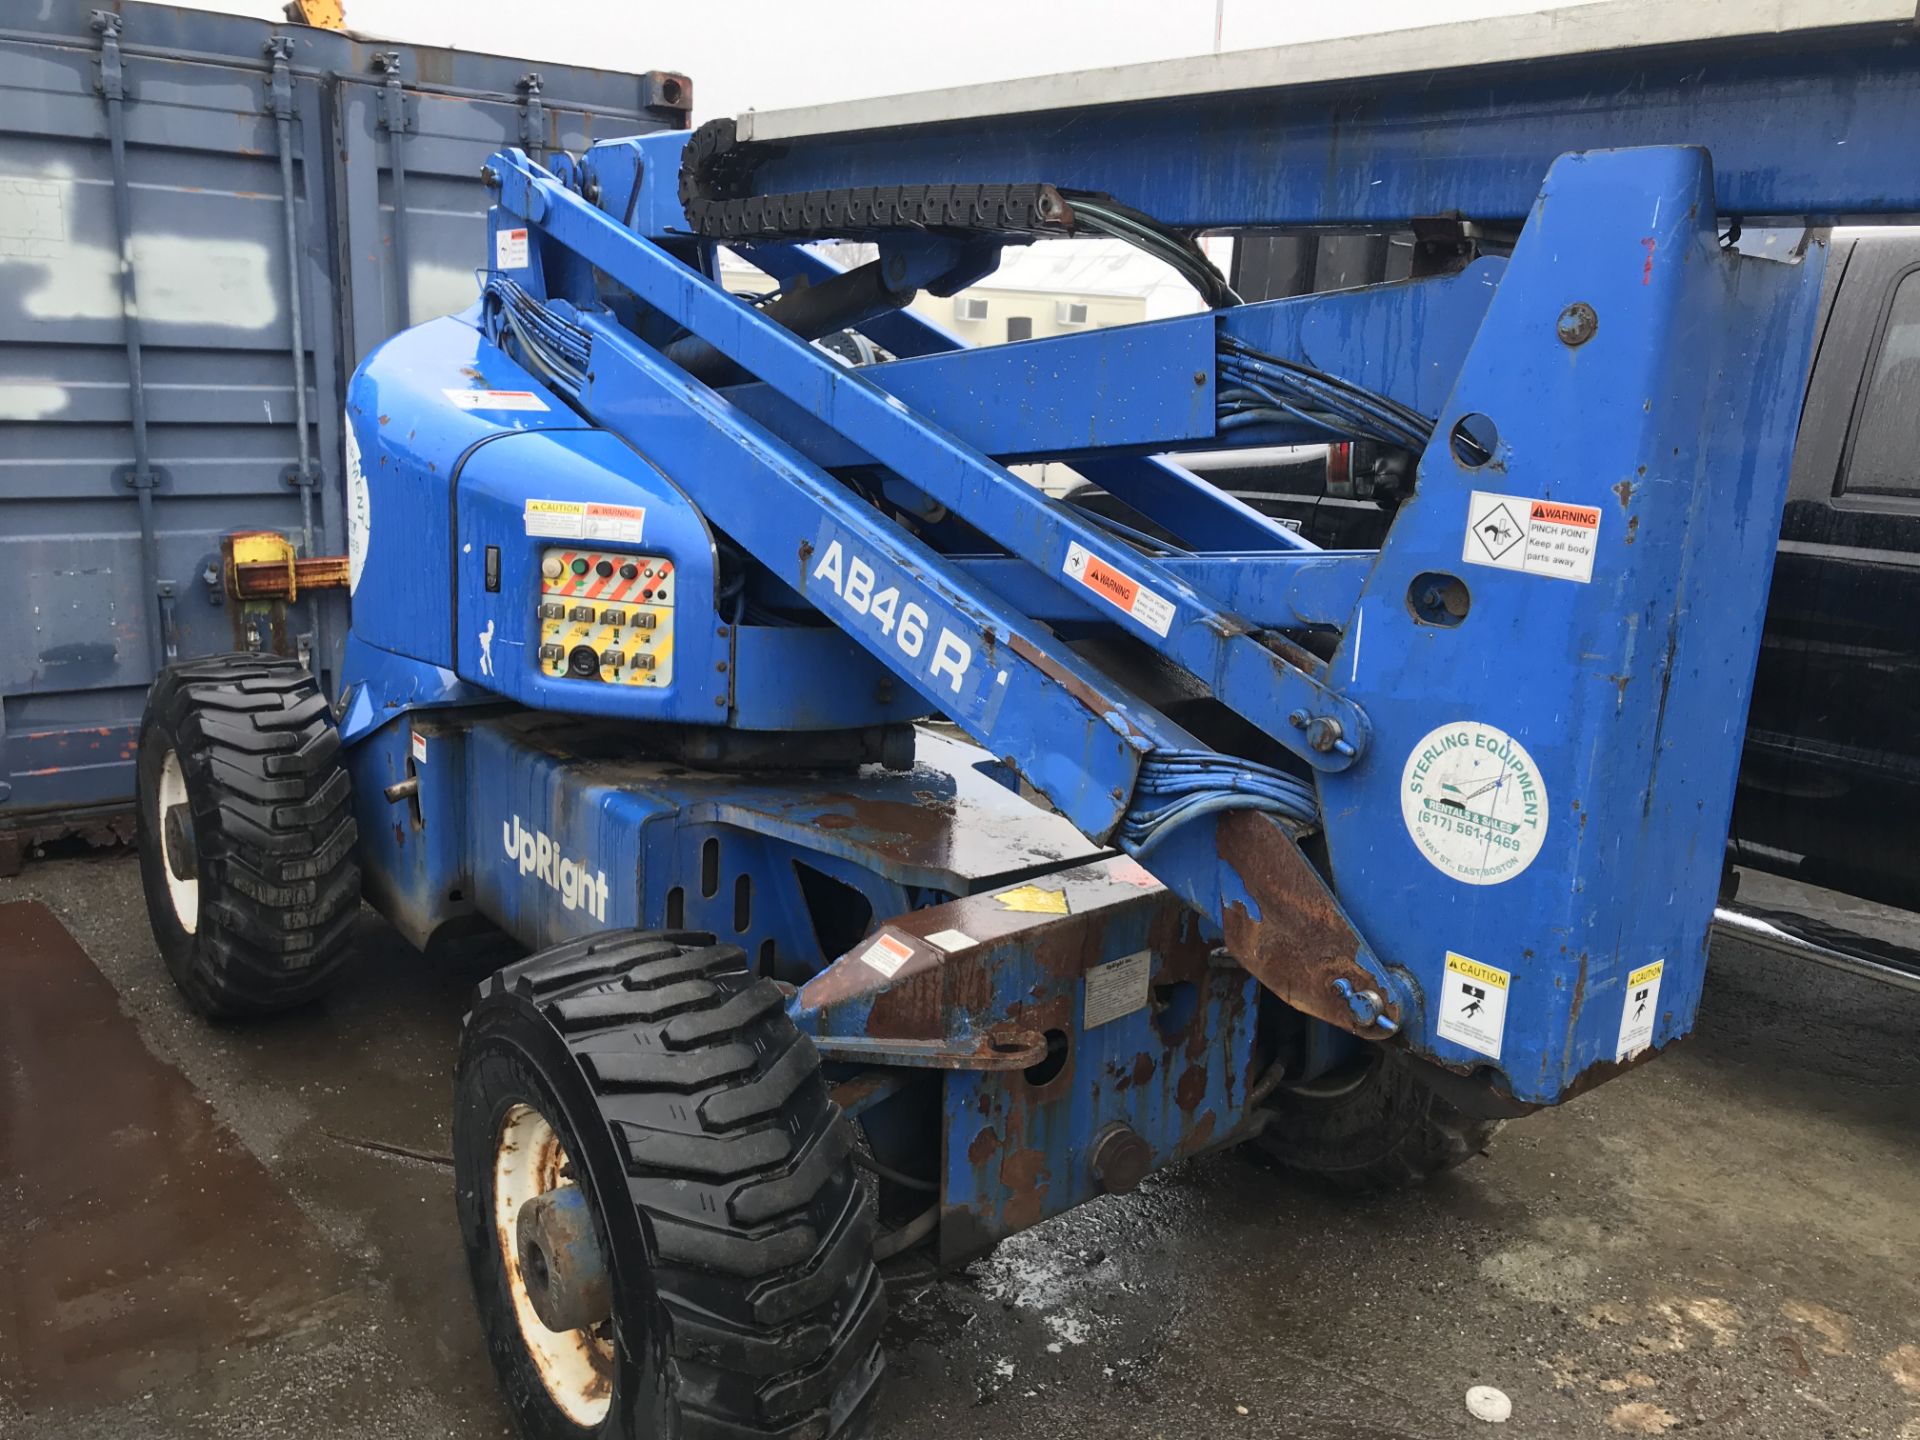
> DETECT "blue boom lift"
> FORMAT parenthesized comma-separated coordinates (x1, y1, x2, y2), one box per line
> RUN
(131, 3, 1920, 1434)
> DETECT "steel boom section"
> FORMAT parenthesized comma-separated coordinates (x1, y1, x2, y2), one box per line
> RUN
(491, 161, 1368, 773)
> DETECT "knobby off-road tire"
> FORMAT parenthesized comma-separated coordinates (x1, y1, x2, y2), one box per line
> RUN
(455, 930, 884, 1440)
(134, 653, 360, 1017)
(1254, 1048, 1502, 1192)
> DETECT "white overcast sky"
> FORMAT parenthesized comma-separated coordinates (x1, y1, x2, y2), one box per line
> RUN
(179, 0, 1600, 121)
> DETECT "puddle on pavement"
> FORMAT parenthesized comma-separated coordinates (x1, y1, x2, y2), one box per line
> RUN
(0, 900, 351, 1416)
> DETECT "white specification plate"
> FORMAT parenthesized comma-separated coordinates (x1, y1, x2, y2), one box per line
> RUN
(444, 387, 548, 412)
(1462, 490, 1600, 583)
(1084, 949, 1152, 1028)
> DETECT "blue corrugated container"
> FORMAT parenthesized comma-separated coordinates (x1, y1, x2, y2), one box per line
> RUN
(0, 2, 688, 859)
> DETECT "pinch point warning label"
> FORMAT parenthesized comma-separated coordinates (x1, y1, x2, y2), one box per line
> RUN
(1463, 490, 1601, 583)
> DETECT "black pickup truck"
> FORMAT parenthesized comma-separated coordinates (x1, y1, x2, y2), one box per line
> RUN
(1091, 229, 1920, 917)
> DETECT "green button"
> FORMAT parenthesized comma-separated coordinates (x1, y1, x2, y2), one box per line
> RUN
(571, 557, 589, 575)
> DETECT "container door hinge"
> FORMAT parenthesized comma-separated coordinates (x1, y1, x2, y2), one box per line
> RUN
(517, 71, 546, 156)
(90, 9, 123, 100)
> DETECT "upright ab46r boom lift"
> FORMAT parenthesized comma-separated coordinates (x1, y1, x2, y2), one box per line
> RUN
(132, 3, 1920, 1435)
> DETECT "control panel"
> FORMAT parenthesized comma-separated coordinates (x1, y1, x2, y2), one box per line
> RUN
(536, 547, 675, 686)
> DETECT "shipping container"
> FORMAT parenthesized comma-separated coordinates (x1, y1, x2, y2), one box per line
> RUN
(0, 1, 689, 863)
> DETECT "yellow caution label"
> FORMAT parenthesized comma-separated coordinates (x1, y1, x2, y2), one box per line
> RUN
(1445, 952, 1511, 990)
(1627, 959, 1665, 990)
(995, 883, 1070, 915)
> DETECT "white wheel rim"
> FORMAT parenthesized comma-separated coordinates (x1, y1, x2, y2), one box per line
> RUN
(157, 749, 199, 935)
(494, 1102, 614, 1426)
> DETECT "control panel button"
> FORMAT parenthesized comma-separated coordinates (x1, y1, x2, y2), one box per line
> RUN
(632, 653, 656, 671)
(540, 602, 565, 621)
(568, 605, 596, 623)
(595, 559, 614, 577)
(541, 556, 563, 580)
(539, 644, 562, 662)
(619, 562, 639, 580)
(601, 608, 627, 626)
(634, 613, 657, 630)
(567, 645, 600, 678)
(571, 557, 589, 576)
(601, 650, 625, 669)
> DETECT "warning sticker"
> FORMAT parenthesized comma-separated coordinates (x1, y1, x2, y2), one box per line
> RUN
(495, 226, 529, 269)
(859, 932, 915, 979)
(1063, 541, 1175, 637)
(924, 928, 975, 953)
(410, 731, 427, 764)
(1084, 950, 1152, 1028)
(1614, 959, 1665, 1060)
(1106, 856, 1161, 889)
(444, 387, 549, 412)
(585, 502, 647, 543)
(1400, 720, 1549, 886)
(1462, 490, 1601, 584)
(995, 883, 1069, 915)
(1437, 951, 1510, 1059)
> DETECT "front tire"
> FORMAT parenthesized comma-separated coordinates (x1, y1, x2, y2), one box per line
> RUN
(1254, 1048, 1501, 1192)
(455, 930, 884, 1440)
(134, 653, 360, 1017)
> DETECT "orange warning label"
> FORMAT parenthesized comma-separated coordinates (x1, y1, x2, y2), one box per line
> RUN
(1062, 541, 1175, 635)
(1529, 500, 1600, 529)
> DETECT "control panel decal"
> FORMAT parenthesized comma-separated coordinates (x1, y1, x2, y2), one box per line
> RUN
(536, 547, 675, 687)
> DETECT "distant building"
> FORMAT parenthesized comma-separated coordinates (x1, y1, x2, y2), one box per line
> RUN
(717, 235, 1232, 348)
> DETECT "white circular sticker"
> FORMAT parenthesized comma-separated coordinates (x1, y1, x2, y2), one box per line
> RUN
(1400, 721, 1549, 885)
(344, 409, 370, 594)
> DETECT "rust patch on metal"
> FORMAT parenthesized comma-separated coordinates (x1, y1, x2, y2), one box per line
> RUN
(1214, 808, 1392, 1034)
(998, 1147, 1048, 1232)
(1005, 632, 1140, 738)
(967, 1126, 1000, 1167)
(1129, 1051, 1154, 1089)
(1174, 1063, 1208, 1112)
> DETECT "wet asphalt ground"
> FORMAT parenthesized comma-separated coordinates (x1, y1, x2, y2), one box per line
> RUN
(2, 853, 1917, 1440)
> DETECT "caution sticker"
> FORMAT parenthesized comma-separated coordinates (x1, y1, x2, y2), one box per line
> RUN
(1084, 950, 1152, 1029)
(858, 932, 915, 979)
(1063, 541, 1175, 637)
(1615, 959, 1665, 1059)
(445, 387, 549, 412)
(1437, 951, 1510, 1059)
(924, 928, 975, 953)
(1462, 490, 1600, 583)
(410, 730, 427, 764)
(524, 500, 585, 538)
(1400, 721, 1549, 886)
(995, 883, 1069, 915)
(495, 226, 529, 269)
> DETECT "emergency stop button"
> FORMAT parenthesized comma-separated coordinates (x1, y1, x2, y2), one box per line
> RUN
(541, 556, 563, 580)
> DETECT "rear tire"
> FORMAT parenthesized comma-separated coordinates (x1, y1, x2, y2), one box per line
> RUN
(455, 929, 884, 1440)
(134, 653, 360, 1018)
(1254, 1048, 1501, 1192)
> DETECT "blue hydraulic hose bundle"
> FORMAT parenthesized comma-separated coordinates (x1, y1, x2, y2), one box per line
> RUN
(1121, 748, 1319, 853)
(1217, 335, 1434, 452)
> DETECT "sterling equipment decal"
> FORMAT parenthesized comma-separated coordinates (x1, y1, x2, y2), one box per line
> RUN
(1400, 721, 1548, 885)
